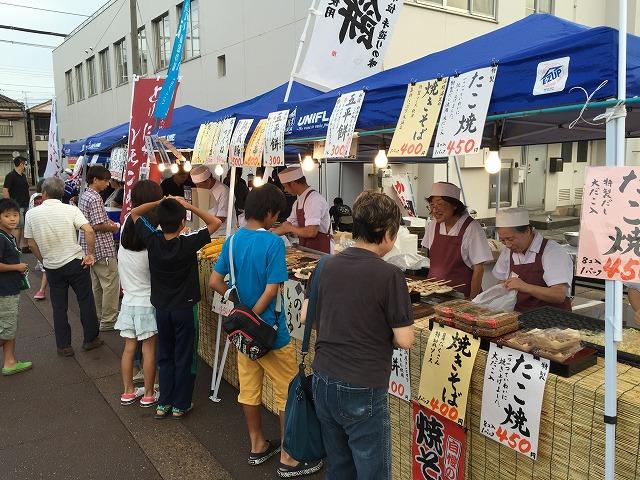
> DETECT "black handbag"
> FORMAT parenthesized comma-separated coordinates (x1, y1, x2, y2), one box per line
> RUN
(222, 234, 281, 361)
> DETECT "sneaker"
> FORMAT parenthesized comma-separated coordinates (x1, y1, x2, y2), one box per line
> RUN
(57, 346, 75, 357)
(276, 460, 324, 478)
(140, 391, 160, 408)
(120, 387, 145, 406)
(33, 290, 46, 300)
(2, 360, 33, 376)
(82, 338, 104, 351)
(248, 440, 281, 466)
(132, 370, 145, 384)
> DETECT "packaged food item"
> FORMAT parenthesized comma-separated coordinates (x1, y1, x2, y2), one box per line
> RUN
(501, 329, 539, 352)
(453, 304, 494, 325)
(474, 311, 520, 329)
(530, 328, 581, 353)
(453, 320, 519, 338)
(434, 299, 472, 318)
(433, 315, 456, 328)
(535, 343, 583, 363)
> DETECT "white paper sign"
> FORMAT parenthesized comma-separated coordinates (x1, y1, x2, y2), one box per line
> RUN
(229, 119, 254, 167)
(324, 90, 365, 159)
(205, 122, 223, 165)
(533, 57, 570, 96)
(389, 348, 411, 402)
(211, 117, 237, 165)
(284, 280, 305, 341)
(108, 147, 128, 181)
(211, 291, 234, 317)
(480, 343, 550, 460)
(296, 0, 403, 90)
(263, 110, 289, 167)
(433, 66, 497, 158)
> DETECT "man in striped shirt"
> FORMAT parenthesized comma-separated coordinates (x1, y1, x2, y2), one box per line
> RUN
(24, 177, 103, 357)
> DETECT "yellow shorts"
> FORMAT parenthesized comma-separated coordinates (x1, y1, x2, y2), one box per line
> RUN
(237, 342, 297, 411)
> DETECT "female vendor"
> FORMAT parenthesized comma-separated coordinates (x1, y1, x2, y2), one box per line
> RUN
(493, 208, 573, 312)
(422, 182, 492, 299)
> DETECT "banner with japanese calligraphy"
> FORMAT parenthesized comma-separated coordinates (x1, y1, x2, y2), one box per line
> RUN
(191, 124, 208, 165)
(324, 90, 365, 159)
(264, 110, 289, 167)
(433, 66, 497, 158)
(412, 402, 466, 480)
(244, 119, 267, 167)
(108, 147, 127, 181)
(578, 167, 640, 281)
(389, 78, 448, 158)
(229, 119, 254, 167)
(210, 118, 236, 165)
(204, 122, 223, 165)
(193, 122, 218, 165)
(480, 343, 549, 460)
(389, 348, 411, 402)
(295, 0, 403, 91)
(417, 324, 480, 426)
(392, 174, 417, 217)
(284, 280, 305, 341)
(44, 97, 63, 178)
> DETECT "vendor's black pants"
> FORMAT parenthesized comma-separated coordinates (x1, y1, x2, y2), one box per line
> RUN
(46, 259, 99, 349)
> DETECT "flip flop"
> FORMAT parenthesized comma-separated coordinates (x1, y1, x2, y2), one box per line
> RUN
(171, 403, 194, 418)
(2, 360, 33, 376)
(154, 404, 172, 419)
(276, 459, 324, 478)
(248, 440, 281, 466)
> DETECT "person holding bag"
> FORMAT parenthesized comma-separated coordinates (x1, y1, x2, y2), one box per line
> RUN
(310, 191, 414, 480)
(210, 183, 323, 478)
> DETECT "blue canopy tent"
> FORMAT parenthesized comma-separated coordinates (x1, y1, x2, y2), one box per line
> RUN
(62, 139, 87, 157)
(83, 122, 128, 154)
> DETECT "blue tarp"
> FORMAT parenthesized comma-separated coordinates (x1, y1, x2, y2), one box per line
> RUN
(281, 14, 640, 139)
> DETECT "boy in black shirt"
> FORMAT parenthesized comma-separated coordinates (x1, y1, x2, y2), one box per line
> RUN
(131, 196, 221, 418)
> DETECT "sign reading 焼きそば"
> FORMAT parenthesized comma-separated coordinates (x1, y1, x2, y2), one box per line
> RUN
(480, 343, 549, 459)
(324, 90, 365, 159)
(432, 66, 497, 158)
(211, 117, 237, 165)
(417, 323, 480, 426)
(263, 110, 289, 167)
(389, 348, 411, 401)
(388, 78, 448, 158)
(244, 119, 267, 167)
(229, 119, 254, 167)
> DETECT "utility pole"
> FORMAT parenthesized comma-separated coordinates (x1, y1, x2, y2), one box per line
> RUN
(130, 0, 140, 76)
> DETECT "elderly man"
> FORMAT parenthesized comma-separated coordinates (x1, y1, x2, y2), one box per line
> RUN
(271, 166, 332, 254)
(190, 165, 236, 236)
(24, 177, 102, 356)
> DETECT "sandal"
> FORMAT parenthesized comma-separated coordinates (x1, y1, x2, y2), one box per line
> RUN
(171, 403, 194, 418)
(248, 440, 281, 466)
(120, 387, 145, 406)
(276, 459, 324, 478)
(154, 404, 172, 419)
(2, 360, 33, 376)
(140, 391, 159, 408)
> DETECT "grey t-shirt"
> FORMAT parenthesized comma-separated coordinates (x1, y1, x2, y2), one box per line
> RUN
(311, 247, 413, 389)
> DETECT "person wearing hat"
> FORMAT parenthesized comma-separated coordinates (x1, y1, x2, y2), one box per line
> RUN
(423, 182, 492, 299)
(271, 166, 332, 254)
(493, 208, 573, 312)
(190, 165, 236, 236)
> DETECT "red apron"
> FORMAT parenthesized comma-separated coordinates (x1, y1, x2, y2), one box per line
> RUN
(427, 216, 474, 298)
(510, 238, 572, 312)
(296, 189, 331, 254)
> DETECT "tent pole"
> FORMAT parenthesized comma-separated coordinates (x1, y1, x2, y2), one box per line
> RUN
(284, 0, 320, 104)
(453, 156, 467, 205)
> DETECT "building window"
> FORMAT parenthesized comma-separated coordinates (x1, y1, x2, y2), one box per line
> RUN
(65, 69, 74, 104)
(577, 141, 589, 163)
(99, 48, 111, 91)
(413, 0, 496, 18)
(561, 142, 573, 163)
(34, 116, 49, 136)
(153, 12, 171, 70)
(217, 54, 226, 77)
(114, 38, 128, 85)
(138, 27, 149, 76)
(75, 63, 85, 101)
(526, 0, 553, 15)
(177, 0, 200, 60)
(86, 56, 97, 96)
(0, 119, 13, 137)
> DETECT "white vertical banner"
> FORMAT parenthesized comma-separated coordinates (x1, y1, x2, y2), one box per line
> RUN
(388, 348, 411, 402)
(433, 66, 498, 158)
(263, 110, 289, 167)
(212, 118, 237, 165)
(229, 119, 254, 167)
(324, 90, 365, 159)
(205, 121, 223, 165)
(296, 0, 403, 90)
(44, 97, 62, 178)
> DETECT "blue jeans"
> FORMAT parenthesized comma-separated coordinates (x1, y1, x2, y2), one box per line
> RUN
(312, 372, 391, 480)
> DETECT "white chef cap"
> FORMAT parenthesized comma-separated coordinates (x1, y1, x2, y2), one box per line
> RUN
(279, 166, 304, 184)
(190, 165, 212, 183)
(495, 208, 530, 228)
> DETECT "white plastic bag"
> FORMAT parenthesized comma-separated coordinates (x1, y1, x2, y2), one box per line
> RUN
(385, 253, 430, 271)
(472, 284, 517, 311)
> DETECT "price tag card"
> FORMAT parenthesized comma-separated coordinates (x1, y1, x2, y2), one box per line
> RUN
(389, 348, 411, 402)
(211, 290, 234, 317)
(229, 119, 254, 167)
(192, 123, 209, 165)
(284, 280, 305, 341)
(244, 119, 267, 167)
(204, 121, 223, 165)
(324, 90, 365, 159)
(263, 110, 289, 167)
(211, 117, 236, 165)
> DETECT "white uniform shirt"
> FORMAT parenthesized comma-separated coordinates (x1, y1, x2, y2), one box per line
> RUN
(421, 213, 493, 268)
(492, 231, 573, 295)
(209, 180, 237, 236)
(286, 187, 333, 252)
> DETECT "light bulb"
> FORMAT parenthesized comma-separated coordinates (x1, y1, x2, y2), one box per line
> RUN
(158, 163, 166, 173)
(374, 149, 388, 169)
(170, 163, 179, 174)
(214, 164, 224, 177)
(183, 160, 192, 172)
(484, 150, 501, 174)
(253, 176, 265, 187)
(301, 155, 315, 172)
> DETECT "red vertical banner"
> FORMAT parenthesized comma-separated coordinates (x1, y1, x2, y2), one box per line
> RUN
(121, 77, 178, 222)
(412, 401, 465, 480)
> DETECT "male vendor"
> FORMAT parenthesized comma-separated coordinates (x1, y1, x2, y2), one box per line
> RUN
(493, 208, 573, 312)
(271, 166, 332, 253)
(190, 165, 236, 236)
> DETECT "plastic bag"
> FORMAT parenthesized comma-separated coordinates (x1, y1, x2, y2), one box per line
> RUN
(472, 284, 517, 312)
(385, 253, 430, 271)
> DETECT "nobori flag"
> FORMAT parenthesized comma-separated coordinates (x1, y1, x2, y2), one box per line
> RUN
(295, 0, 403, 91)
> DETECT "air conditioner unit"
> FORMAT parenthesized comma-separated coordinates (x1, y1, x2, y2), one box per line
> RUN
(35, 135, 48, 141)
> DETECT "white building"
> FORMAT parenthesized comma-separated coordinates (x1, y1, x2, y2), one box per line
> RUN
(52, 0, 640, 220)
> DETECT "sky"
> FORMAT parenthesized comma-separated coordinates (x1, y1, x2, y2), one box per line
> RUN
(0, 0, 107, 107)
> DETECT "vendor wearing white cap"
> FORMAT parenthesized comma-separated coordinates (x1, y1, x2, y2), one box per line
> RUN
(423, 182, 492, 298)
(271, 166, 332, 254)
(190, 165, 237, 236)
(493, 208, 573, 312)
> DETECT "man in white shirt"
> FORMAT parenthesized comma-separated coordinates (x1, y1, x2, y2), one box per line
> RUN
(24, 177, 103, 357)
(271, 167, 332, 254)
(190, 165, 236, 236)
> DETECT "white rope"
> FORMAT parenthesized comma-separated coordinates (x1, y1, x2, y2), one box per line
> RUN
(569, 80, 626, 129)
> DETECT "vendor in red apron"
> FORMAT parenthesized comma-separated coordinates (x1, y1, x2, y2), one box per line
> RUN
(271, 166, 333, 254)
(423, 182, 492, 299)
(493, 208, 573, 312)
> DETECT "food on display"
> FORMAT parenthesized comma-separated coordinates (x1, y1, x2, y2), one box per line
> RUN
(406, 279, 455, 296)
(473, 311, 520, 329)
(434, 299, 470, 318)
(453, 320, 519, 338)
(199, 237, 226, 260)
(580, 327, 640, 357)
